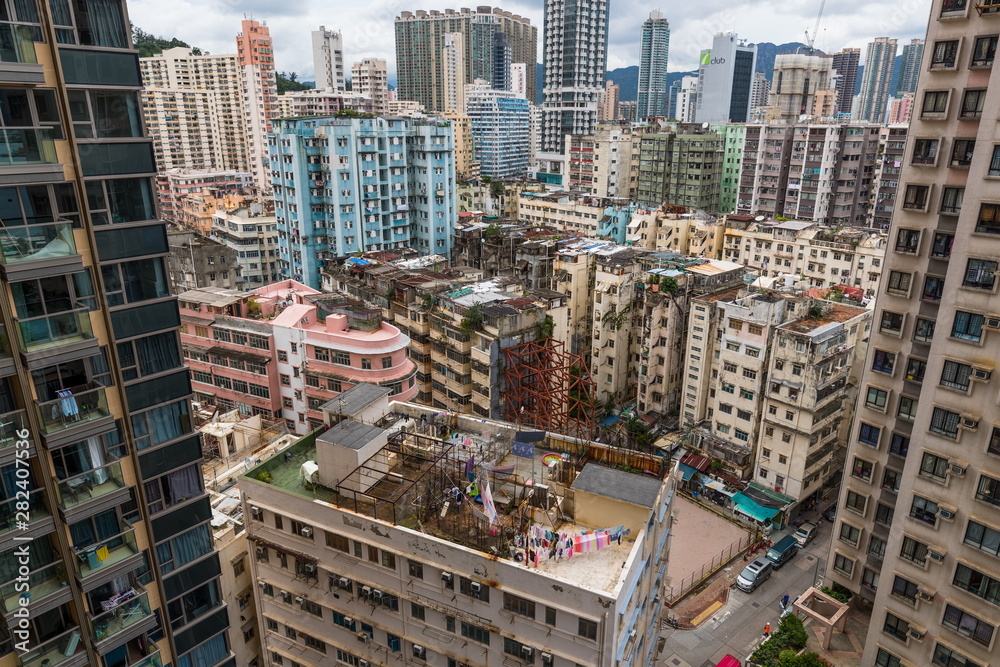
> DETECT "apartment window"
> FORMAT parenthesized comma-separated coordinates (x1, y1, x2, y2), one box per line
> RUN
(882, 468, 901, 492)
(897, 396, 918, 421)
(941, 0, 968, 11)
(965, 520, 1000, 556)
(845, 490, 867, 514)
(865, 387, 888, 411)
(325, 532, 349, 552)
(872, 350, 895, 374)
(960, 90, 988, 119)
(880, 310, 904, 336)
(950, 139, 976, 167)
(502, 593, 535, 619)
(883, 612, 911, 641)
(381, 551, 396, 569)
(742, 368, 757, 380)
(976, 203, 1000, 234)
(910, 495, 939, 525)
(737, 409, 752, 421)
(922, 90, 949, 117)
(931, 40, 959, 68)
(911, 138, 939, 165)
(578, 618, 598, 641)
(335, 351, 350, 365)
(922, 276, 945, 301)
(943, 604, 994, 646)
(833, 554, 854, 578)
(382, 356, 392, 369)
(895, 229, 919, 254)
(839, 522, 860, 546)
(278, 351, 288, 362)
(891, 575, 919, 604)
(410, 603, 425, 621)
(875, 648, 902, 667)
(920, 451, 950, 481)
(459, 578, 489, 601)
(933, 643, 983, 667)
(862, 568, 880, 592)
(971, 34, 998, 66)
(545, 607, 557, 625)
(889, 433, 910, 458)
(859, 423, 881, 447)
(869, 534, 887, 559)
(952, 311, 985, 342)
(852, 457, 873, 482)
(991, 145, 1000, 176)
(885, 271, 911, 296)
(964, 258, 997, 291)
(930, 407, 961, 438)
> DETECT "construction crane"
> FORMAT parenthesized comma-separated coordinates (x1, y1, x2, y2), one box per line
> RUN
(803, 0, 827, 54)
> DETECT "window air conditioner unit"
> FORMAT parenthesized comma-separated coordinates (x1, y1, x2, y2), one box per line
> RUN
(949, 461, 967, 476)
(441, 572, 453, 584)
(470, 582, 482, 593)
(937, 505, 957, 520)
(344, 617, 355, 628)
(337, 577, 351, 589)
(972, 366, 992, 381)
(984, 315, 1000, 331)
(255, 546, 267, 559)
(541, 652, 553, 667)
(927, 548, 945, 562)
(960, 416, 980, 430)
(521, 647, 534, 660)
(908, 626, 926, 641)
(372, 589, 383, 603)
(359, 661, 369, 667)
(280, 590, 290, 601)
(413, 645, 426, 660)
(304, 563, 317, 575)
(250, 506, 262, 518)
(357, 632, 370, 643)
(258, 581, 267, 590)
(294, 596, 305, 606)
(360, 586, 372, 599)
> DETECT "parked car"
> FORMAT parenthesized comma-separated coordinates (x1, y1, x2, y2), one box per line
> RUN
(765, 534, 800, 569)
(794, 521, 819, 547)
(736, 556, 774, 593)
(823, 504, 836, 522)
(716, 655, 742, 667)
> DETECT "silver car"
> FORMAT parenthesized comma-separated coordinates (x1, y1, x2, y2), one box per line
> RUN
(794, 521, 819, 547)
(736, 557, 773, 593)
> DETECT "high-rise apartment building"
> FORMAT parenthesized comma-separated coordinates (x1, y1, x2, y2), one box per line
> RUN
(351, 59, 389, 115)
(211, 203, 280, 288)
(667, 80, 681, 119)
(237, 19, 279, 192)
(0, 3, 232, 667)
(540, 0, 609, 154)
(895, 38, 924, 96)
(827, 3, 1000, 666)
(492, 32, 512, 91)
(442, 33, 467, 113)
(312, 26, 345, 92)
(269, 116, 455, 289)
(695, 32, 757, 123)
(637, 10, 670, 119)
(831, 48, 860, 115)
(599, 80, 620, 121)
(395, 7, 537, 110)
(677, 76, 699, 122)
(140, 48, 249, 176)
(466, 82, 530, 179)
(767, 54, 835, 122)
(749, 71, 771, 119)
(667, 128, 724, 214)
(510, 62, 528, 97)
(854, 37, 897, 123)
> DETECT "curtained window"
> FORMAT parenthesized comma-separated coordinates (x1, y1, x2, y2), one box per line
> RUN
(177, 632, 228, 667)
(75, 0, 128, 49)
(134, 332, 180, 377)
(132, 399, 190, 451)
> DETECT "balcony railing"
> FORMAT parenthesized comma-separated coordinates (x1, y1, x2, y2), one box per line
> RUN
(130, 647, 163, 667)
(0, 408, 27, 449)
(72, 526, 139, 579)
(0, 127, 56, 166)
(0, 22, 38, 64)
(0, 487, 49, 537)
(18, 627, 87, 667)
(35, 383, 111, 436)
(54, 461, 127, 511)
(0, 221, 77, 266)
(16, 309, 94, 353)
(87, 587, 152, 643)
(1, 560, 66, 613)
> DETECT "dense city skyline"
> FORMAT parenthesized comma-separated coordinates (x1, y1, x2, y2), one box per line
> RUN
(129, 0, 928, 79)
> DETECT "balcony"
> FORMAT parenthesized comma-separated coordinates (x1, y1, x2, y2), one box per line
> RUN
(18, 627, 89, 667)
(0, 487, 51, 538)
(54, 461, 129, 515)
(16, 309, 95, 355)
(35, 383, 112, 438)
(1, 560, 69, 616)
(0, 408, 27, 452)
(0, 127, 57, 166)
(86, 587, 153, 645)
(72, 526, 141, 581)
(0, 222, 78, 270)
(130, 647, 163, 667)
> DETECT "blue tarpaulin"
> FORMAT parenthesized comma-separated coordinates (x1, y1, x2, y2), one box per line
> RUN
(512, 441, 536, 458)
(600, 414, 619, 427)
(732, 492, 781, 523)
(678, 462, 698, 482)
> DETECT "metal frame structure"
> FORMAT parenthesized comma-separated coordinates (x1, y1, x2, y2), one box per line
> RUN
(502, 338, 597, 441)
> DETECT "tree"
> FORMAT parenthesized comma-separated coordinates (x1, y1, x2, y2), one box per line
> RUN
(460, 302, 485, 336)
(490, 181, 505, 200)
(276, 71, 311, 94)
(536, 315, 554, 341)
(131, 23, 202, 58)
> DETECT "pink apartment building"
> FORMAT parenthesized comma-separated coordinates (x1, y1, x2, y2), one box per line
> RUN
(178, 280, 417, 434)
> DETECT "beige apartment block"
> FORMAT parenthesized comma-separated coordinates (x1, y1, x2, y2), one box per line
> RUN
(627, 210, 727, 257)
(591, 250, 648, 406)
(565, 124, 649, 199)
(826, 2, 1000, 666)
(352, 59, 390, 115)
(723, 219, 888, 298)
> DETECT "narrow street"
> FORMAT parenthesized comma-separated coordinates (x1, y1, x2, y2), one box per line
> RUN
(657, 510, 835, 667)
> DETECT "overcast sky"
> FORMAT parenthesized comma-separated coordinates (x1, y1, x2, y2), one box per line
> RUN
(128, 0, 930, 79)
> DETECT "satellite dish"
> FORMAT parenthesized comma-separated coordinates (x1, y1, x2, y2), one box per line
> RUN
(702, 122, 709, 129)
(755, 215, 766, 222)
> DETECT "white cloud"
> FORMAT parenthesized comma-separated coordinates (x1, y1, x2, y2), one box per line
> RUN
(128, 0, 928, 81)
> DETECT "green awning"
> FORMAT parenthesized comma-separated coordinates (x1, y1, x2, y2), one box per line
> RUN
(732, 491, 781, 523)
